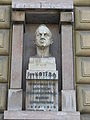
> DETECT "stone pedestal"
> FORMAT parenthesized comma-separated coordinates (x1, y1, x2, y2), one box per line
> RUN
(26, 57, 58, 111)
(28, 57, 56, 70)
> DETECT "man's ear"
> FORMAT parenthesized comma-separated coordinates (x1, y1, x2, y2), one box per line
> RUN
(33, 40, 36, 45)
(50, 39, 53, 45)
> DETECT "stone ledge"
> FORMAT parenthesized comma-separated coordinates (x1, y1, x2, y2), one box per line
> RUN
(12, 0, 73, 10)
(4, 111, 80, 120)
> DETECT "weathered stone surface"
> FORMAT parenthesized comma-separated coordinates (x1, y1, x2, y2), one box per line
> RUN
(29, 57, 56, 70)
(10, 25, 23, 88)
(4, 111, 80, 120)
(0, 56, 8, 82)
(0, 29, 9, 55)
(75, 7, 90, 30)
(12, 11, 25, 22)
(60, 12, 73, 23)
(74, 0, 90, 5)
(77, 85, 90, 112)
(62, 90, 76, 111)
(76, 57, 90, 83)
(0, 5, 10, 28)
(12, 0, 73, 9)
(0, 83, 7, 111)
(26, 79, 58, 111)
(8, 89, 22, 110)
(0, 0, 11, 4)
(81, 114, 90, 120)
(61, 25, 74, 90)
(75, 31, 90, 56)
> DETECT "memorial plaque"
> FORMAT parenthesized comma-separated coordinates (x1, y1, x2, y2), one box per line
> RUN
(26, 79, 58, 111)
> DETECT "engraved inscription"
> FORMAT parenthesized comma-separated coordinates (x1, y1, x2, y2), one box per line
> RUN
(26, 80, 58, 111)
(26, 70, 58, 79)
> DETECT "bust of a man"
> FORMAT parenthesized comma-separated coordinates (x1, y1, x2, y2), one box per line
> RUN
(35, 24, 53, 57)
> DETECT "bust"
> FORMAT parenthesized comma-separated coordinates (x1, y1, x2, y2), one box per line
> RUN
(35, 24, 53, 57)
(28, 24, 56, 70)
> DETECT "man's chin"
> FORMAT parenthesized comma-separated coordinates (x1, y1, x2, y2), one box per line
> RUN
(39, 44, 46, 47)
(40, 45, 48, 49)
(36, 43, 49, 48)
(40, 45, 46, 49)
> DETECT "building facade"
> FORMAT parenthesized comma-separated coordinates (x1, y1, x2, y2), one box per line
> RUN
(0, 0, 89, 119)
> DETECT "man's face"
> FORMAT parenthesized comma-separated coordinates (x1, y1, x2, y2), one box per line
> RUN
(35, 26, 52, 48)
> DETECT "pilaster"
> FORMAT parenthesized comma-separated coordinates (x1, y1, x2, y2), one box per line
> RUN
(7, 12, 25, 111)
(60, 11, 77, 112)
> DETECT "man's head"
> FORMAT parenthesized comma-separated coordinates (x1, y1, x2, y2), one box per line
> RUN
(35, 24, 53, 48)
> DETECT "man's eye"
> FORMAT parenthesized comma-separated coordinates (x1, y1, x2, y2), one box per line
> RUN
(44, 33, 46, 36)
(36, 34, 40, 36)
(40, 33, 42, 36)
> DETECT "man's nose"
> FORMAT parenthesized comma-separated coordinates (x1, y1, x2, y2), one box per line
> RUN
(41, 34, 44, 39)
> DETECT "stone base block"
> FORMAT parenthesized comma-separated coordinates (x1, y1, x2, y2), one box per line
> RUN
(61, 90, 76, 111)
(8, 89, 22, 110)
(4, 111, 80, 120)
(28, 57, 56, 70)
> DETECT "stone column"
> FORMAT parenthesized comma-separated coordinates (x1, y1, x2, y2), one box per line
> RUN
(7, 11, 25, 110)
(60, 12, 76, 111)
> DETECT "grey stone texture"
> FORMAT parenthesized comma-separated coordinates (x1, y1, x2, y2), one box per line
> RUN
(0, 114, 3, 120)
(28, 57, 56, 70)
(0, 5, 10, 28)
(10, 25, 23, 89)
(4, 111, 80, 120)
(81, 114, 90, 120)
(60, 12, 73, 22)
(61, 25, 74, 90)
(62, 90, 76, 111)
(0, 83, 7, 111)
(0, 0, 11, 4)
(12, 0, 73, 9)
(8, 89, 22, 110)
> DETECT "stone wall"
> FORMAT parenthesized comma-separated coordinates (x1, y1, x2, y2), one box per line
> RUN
(74, 0, 90, 120)
(0, 0, 11, 119)
(0, 0, 89, 119)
